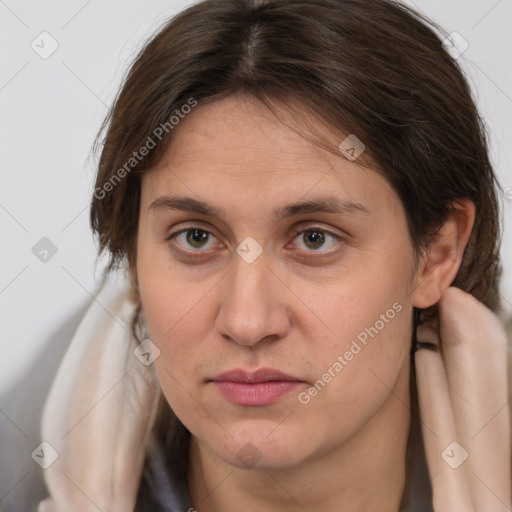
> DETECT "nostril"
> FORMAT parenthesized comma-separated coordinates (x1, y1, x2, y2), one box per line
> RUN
(220, 332, 281, 347)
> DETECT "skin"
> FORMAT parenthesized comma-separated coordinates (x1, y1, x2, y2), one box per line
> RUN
(136, 93, 486, 511)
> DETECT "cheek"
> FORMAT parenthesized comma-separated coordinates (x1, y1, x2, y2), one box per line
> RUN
(143, 274, 215, 424)
(137, 247, 217, 400)
(294, 304, 412, 446)
(137, 231, 212, 342)
(298, 255, 411, 354)
(139, 272, 213, 363)
(293, 257, 413, 420)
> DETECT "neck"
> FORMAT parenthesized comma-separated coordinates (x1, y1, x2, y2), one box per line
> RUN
(188, 361, 411, 512)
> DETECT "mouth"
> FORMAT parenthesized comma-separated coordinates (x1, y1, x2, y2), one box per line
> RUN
(209, 368, 305, 407)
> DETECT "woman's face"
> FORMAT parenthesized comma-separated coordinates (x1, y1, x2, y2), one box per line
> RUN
(137, 94, 418, 470)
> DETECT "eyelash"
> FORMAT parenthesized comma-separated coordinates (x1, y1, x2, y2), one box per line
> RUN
(165, 226, 344, 259)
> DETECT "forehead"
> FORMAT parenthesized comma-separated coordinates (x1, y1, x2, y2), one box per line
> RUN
(141, 94, 401, 219)
(159, 94, 357, 173)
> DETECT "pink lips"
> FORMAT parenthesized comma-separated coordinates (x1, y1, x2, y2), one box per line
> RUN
(210, 368, 303, 406)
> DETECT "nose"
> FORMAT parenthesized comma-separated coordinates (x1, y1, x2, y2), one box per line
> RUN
(214, 249, 291, 347)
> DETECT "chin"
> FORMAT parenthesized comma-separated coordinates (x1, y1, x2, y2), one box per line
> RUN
(204, 423, 319, 471)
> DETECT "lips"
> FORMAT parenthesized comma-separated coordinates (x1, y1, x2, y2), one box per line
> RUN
(210, 368, 304, 406)
(212, 368, 301, 384)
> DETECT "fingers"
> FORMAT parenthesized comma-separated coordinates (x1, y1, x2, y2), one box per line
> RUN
(437, 287, 511, 511)
(415, 345, 475, 512)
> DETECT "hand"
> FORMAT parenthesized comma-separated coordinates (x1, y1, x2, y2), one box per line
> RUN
(415, 286, 511, 512)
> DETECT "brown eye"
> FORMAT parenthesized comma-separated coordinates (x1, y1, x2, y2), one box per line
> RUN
(302, 229, 326, 250)
(185, 229, 210, 248)
(285, 224, 348, 259)
(169, 228, 219, 251)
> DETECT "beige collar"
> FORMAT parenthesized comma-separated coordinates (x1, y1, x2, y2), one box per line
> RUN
(37, 270, 160, 512)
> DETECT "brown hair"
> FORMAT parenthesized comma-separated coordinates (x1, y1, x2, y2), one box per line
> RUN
(91, 0, 503, 319)
(89, 0, 504, 501)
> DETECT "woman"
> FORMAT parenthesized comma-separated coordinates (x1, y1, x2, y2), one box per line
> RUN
(37, 0, 511, 510)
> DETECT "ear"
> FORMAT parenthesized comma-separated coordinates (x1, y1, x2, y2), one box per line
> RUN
(412, 199, 475, 309)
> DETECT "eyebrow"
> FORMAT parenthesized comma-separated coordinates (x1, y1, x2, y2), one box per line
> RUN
(148, 195, 370, 219)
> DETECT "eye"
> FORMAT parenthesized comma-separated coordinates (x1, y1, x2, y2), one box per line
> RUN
(167, 226, 343, 258)
(289, 227, 341, 253)
(168, 228, 221, 251)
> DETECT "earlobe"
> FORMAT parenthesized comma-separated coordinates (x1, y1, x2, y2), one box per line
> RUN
(412, 199, 475, 309)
